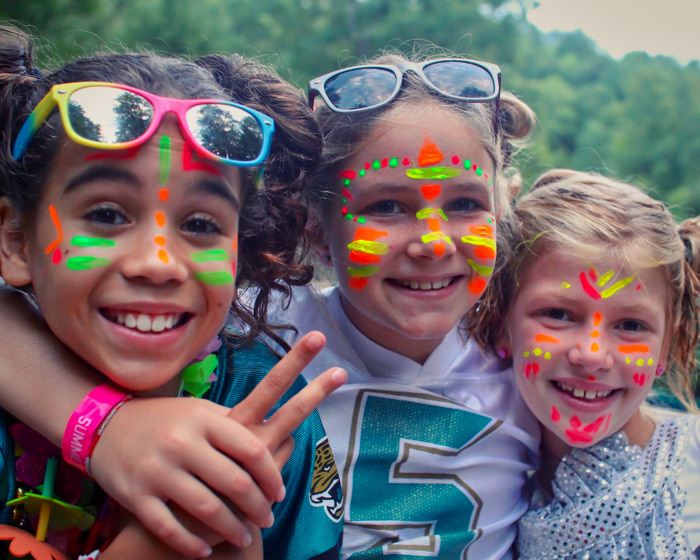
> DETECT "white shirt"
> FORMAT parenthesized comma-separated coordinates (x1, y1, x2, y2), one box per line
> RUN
(273, 286, 540, 560)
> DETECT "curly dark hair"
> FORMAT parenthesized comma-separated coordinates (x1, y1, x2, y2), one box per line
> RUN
(0, 24, 321, 349)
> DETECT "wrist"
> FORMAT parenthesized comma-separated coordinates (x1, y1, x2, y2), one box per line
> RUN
(62, 383, 132, 473)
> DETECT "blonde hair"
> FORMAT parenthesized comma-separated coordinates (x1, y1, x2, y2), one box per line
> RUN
(472, 169, 700, 410)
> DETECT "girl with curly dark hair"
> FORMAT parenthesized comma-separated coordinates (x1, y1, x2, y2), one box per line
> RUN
(0, 24, 345, 559)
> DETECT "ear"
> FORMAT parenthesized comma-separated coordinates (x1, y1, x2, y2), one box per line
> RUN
(0, 198, 33, 286)
(495, 330, 512, 360)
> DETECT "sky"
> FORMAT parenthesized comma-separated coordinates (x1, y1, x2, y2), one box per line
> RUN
(527, 0, 700, 65)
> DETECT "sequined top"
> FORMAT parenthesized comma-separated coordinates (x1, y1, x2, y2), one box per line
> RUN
(518, 417, 697, 559)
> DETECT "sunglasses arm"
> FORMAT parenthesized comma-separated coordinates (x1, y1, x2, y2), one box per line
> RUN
(12, 91, 57, 160)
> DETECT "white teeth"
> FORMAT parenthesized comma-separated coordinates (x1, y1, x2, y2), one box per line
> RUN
(399, 278, 452, 291)
(151, 315, 166, 333)
(111, 311, 182, 333)
(555, 382, 613, 400)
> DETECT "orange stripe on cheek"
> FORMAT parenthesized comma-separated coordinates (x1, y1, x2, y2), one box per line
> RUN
(474, 246, 496, 260)
(469, 224, 493, 238)
(618, 344, 651, 353)
(349, 251, 381, 265)
(354, 227, 388, 241)
(535, 333, 560, 344)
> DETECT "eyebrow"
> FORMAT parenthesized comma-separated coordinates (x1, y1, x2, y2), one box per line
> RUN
(191, 179, 240, 212)
(63, 166, 138, 196)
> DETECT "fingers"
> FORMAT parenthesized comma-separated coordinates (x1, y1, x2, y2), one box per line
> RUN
(263, 367, 347, 449)
(205, 416, 285, 504)
(164, 470, 265, 550)
(272, 436, 294, 470)
(229, 331, 326, 425)
(133, 497, 213, 559)
(178, 445, 275, 531)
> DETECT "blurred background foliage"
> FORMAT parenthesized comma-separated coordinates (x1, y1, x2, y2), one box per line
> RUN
(3, 0, 699, 217)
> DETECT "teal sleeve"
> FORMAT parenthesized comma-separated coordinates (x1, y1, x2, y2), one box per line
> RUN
(0, 411, 16, 524)
(210, 339, 342, 559)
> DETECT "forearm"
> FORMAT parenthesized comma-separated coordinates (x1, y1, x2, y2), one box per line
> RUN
(0, 286, 101, 444)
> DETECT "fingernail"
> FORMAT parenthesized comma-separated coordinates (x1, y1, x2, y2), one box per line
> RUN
(241, 531, 253, 548)
(332, 368, 347, 384)
(265, 511, 275, 528)
(306, 331, 324, 351)
(276, 485, 286, 502)
(199, 546, 212, 557)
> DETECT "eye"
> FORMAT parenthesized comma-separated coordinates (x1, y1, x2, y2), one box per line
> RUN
(363, 200, 404, 215)
(539, 308, 573, 322)
(181, 214, 222, 235)
(84, 204, 129, 227)
(445, 197, 482, 213)
(616, 319, 648, 333)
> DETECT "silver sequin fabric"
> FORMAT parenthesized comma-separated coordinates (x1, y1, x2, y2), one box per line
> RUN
(518, 417, 695, 559)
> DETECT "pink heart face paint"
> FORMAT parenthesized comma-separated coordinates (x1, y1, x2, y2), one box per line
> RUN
(322, 104, 495, 362)
(505, 249, 669, 448)
(23, 120, 242, 393)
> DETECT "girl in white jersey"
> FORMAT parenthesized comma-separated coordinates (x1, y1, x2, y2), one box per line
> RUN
(0, 51, 539, 558)
(269, 52, 540, 558)
(473, 170, 700, 558)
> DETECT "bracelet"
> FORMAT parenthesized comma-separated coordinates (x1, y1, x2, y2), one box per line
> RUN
(62, 384, 132, 473)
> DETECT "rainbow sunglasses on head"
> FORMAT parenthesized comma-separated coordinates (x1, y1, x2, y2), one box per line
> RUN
(12, 81, 275, 166)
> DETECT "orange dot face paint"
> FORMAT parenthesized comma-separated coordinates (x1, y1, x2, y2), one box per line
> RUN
(325, 107, 496, 362)
(504, 249, 669, 452)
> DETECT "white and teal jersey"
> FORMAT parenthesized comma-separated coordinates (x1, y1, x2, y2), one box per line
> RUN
(271, 286, 540, 559)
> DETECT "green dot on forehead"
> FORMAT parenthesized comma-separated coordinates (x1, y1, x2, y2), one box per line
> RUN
(359, 169, 366, 177)
(372, 160, 381, 170)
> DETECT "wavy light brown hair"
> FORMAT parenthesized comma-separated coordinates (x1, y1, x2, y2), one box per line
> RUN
(306, 50, 536, 223)
(0, 25, 321, 349)
(472, 169, 700, 410)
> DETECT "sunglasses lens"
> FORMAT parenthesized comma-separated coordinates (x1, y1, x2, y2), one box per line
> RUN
(423, 61, 496, 99)
(187, 104, 264, 162)
(68, 87, 154, 143)
(324, 67, 397, 110)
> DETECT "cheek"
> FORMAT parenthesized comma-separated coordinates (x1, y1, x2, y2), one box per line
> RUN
(459, 222, 496, 298)
(338, 226, 391, 291)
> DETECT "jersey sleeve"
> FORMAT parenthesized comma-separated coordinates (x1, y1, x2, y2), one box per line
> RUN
(211, 339, 342, 559)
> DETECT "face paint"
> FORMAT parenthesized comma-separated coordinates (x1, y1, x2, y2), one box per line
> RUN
(182, 141, 222, 176)
(507, 250, 669, 449)
(24, 120, 242, 395)
(460, 224, 496, 296)
(43, 205, 65, 265)
(346, 227, 389, 290)
(324, 106, 496, 362)
(579, 268, 635, 300)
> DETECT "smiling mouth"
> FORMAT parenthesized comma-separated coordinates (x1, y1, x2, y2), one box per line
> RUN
(100, 309, 192, 333)
(389, 276, 461, 291)
(552, 380, 619, 401)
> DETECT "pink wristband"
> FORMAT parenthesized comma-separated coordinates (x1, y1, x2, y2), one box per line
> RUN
(62, 384, 132, 473)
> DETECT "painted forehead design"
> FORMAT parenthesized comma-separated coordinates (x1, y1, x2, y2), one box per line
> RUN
(338, 138, 493, 223)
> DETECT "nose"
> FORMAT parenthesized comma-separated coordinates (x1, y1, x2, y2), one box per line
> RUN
(119, 231, 189, 285)
(568, 338, 614, 374)
(407, 210, 457, 260)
